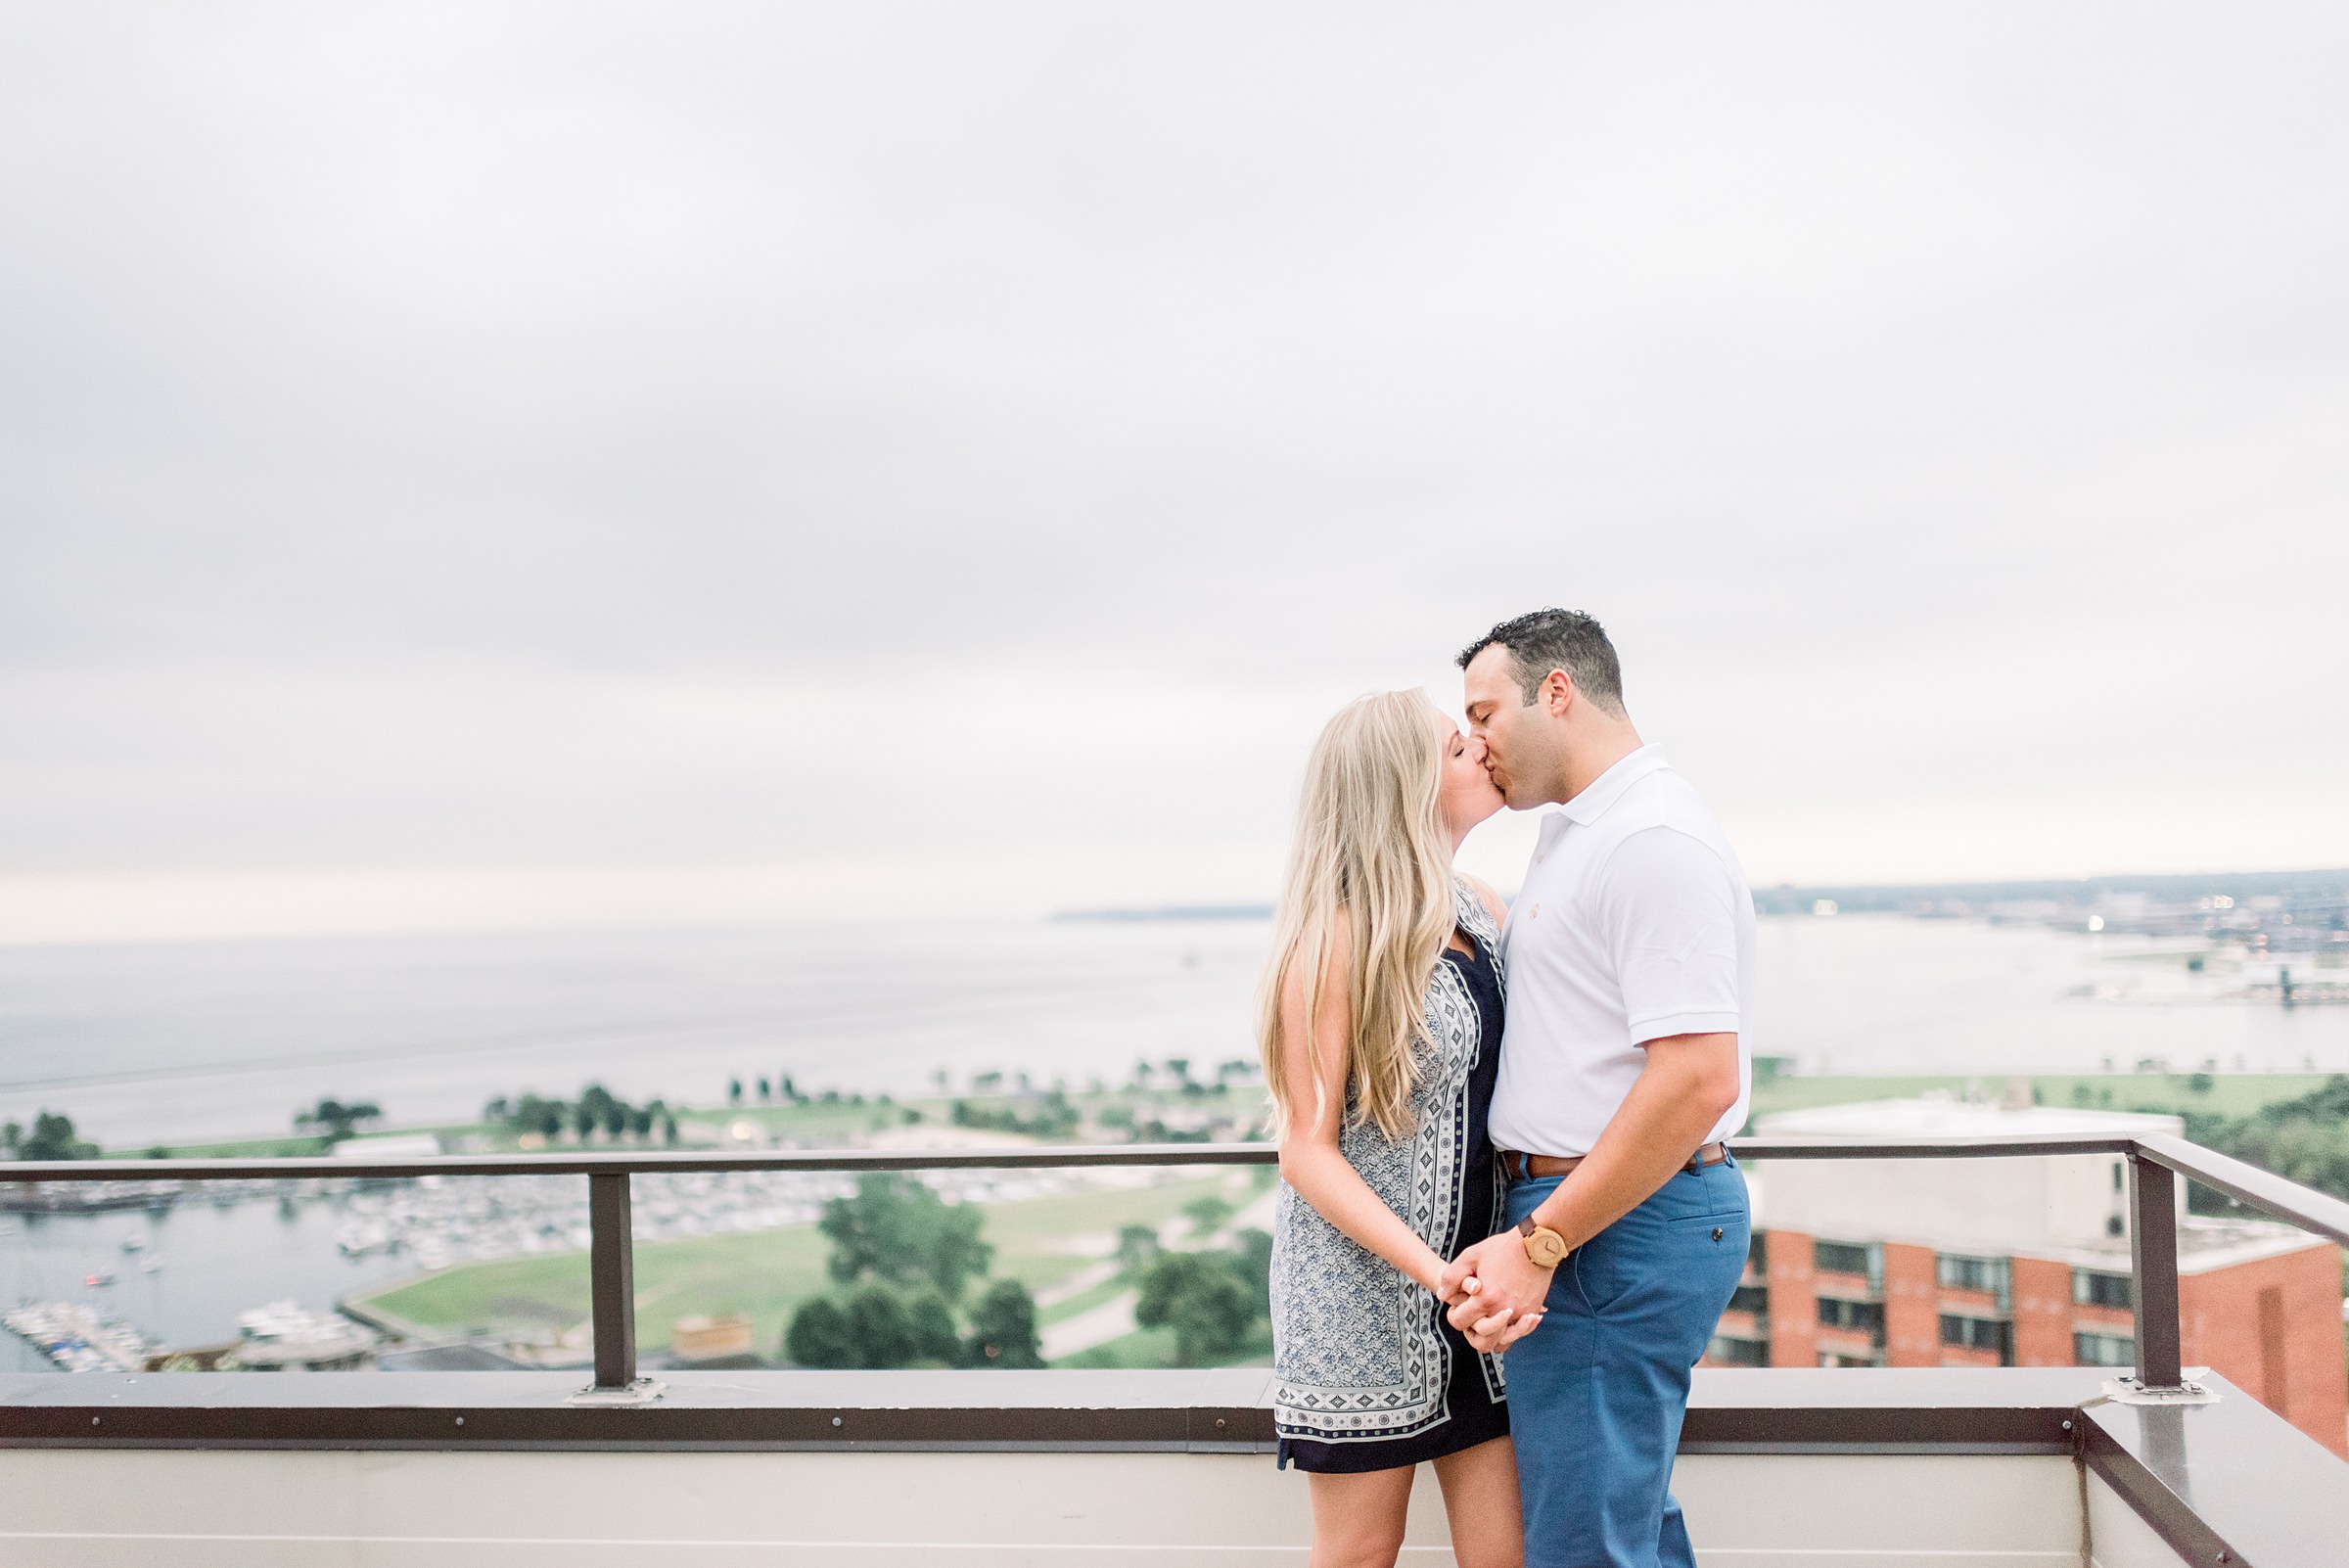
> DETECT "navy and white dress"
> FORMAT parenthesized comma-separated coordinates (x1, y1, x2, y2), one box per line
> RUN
(1270, 876, 1509, 1472)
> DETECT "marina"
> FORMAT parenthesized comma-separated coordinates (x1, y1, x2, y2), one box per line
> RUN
(0, 1187, 415, 1375)
(0, 1180, 182, 1215)
(2, 1300, 153, 1372)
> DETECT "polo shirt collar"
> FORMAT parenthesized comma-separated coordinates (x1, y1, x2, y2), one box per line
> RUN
(1561, 743, 1668, 826)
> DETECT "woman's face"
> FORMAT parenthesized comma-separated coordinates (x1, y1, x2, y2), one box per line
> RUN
(1437, 714, 1505, 844)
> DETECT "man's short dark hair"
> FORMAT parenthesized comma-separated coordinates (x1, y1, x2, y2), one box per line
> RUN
(1456, 609, 1625, 714)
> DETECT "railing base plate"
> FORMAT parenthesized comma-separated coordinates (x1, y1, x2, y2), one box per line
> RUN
(2101, 1374, 2219, 1407)
(567, 1378, 667, 1407)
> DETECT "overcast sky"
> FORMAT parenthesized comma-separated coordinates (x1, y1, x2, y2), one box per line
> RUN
(3, 3, 2346, 942)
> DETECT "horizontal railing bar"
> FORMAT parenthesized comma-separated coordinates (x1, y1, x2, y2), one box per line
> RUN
(6, 1130, 2346, 1248)
(2131, 1131, 2349, 1249)
(1729, 1133, 2141, 1159)
(0, 1130, 2154, 1182)
(0, 1143, 1284, 1182)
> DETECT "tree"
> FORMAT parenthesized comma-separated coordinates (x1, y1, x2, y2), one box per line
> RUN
(575, 1084, 609, 1134)
(1226, 1227, 1274, 1315)
(728, 1078, 744, 1106)
(2178, 1076, 2349, 1208)
(783, 1282, 959, 1368)
(1, 1120, 21, 1153)
(838, 1284, 917, 1366)
(905, 1287, 961, 1364)
(819, 1173, 992, 1302)
(1182, 1194, 1234, 1236)
(784, 1295, 856, 1367)
(961, 1278, 1044, 1368)
(293, 1098, 382, 1143)
(1136, 1251, 1257, 1366)
(20, 1111, 96, 1161)
(1116, 1223, 1161, 1271)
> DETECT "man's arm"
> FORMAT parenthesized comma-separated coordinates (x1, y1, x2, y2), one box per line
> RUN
(1442, 821, 1748, 1349)
(1516, 1032, 1739, 1250)
(1439, 1033, 1738, 1344)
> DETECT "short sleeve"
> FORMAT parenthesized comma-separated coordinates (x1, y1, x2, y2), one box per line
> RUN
(1596, 825, 1743, 1045)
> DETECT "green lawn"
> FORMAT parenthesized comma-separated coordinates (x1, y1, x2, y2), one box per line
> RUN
(1056, 1324, 1183, 1369)
(1746, 1072, 2335, 1125)
(346, 1171, 1245, 1360)
(107, 1134, 336, 1160)
(1035, 1275, 1132, 1327)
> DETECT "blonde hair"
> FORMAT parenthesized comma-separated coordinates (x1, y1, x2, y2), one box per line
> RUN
(1256, 689, 1455, 1140)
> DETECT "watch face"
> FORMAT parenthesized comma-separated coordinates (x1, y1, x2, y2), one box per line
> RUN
(1524, 1229, 1567, 1268)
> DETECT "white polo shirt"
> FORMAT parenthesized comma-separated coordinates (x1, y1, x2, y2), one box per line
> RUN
(1487, 745, 1756, 1159)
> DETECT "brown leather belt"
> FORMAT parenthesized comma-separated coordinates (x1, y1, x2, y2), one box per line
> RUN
(1497, 1142, 1727, 1182)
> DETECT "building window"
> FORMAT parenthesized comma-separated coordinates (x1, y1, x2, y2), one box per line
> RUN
(1939, 1314, 2010, 1357)
(1707, 1335, 1768, 1366)
(1818, 1297, 1882, 1333)
(1815, 1241, 1873, 1277)
(2075, 1331, 2136, 1367)
(1728, 1284, 1770, 1317)
(2073, 1270, 2133, 1309)
(1936, 1255, 2009, 1297)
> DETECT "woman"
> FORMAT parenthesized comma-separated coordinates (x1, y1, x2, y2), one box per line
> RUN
(1261, 689, 1533, 1568)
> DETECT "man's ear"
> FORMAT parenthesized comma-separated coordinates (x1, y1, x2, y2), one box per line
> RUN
(1543, 669, 1575, 717)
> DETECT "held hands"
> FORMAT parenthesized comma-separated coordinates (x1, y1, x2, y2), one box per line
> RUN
(1433, 1232, 1553, 1355)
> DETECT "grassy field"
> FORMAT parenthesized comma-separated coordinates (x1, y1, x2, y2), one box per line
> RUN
(1746, 1072, 2335, 1124)
(106, 1134, 336, 1160)
(347, 1170, 1251, 1361)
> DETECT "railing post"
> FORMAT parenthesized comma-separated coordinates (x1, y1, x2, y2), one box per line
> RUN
(2128, 1151, 2185, 1391)
(587, 1171, 637, 1392)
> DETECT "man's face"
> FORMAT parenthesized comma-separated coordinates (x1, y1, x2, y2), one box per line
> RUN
(1461, 645, 1556, 808)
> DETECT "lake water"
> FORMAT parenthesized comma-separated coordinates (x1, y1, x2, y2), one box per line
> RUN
(5, 914, 2347, 1152)
(5, 912, 2347, 1371)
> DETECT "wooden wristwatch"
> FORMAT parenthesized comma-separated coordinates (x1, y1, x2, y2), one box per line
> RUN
(1517, 1217, 1569, 1268)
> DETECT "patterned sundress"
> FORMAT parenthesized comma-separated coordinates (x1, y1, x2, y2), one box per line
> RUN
(1270, 875, 1509, 1472)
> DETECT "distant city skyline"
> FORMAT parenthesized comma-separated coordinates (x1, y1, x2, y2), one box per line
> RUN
(5, 5, 2347, 943)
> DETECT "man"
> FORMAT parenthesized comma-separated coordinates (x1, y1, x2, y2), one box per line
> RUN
(1441, 608, 1755, 1568)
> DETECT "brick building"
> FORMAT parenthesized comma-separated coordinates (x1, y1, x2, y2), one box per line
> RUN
(1705, 1098, 2347, 1456)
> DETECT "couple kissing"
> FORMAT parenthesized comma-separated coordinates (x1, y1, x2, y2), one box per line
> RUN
(1260, 609, 1756, 1568)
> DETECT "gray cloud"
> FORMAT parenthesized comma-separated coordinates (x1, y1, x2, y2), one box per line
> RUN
(3, 3, 2346, 933)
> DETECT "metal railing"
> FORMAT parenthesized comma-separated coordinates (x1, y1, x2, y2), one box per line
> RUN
(6, 1130, 2347, 1397)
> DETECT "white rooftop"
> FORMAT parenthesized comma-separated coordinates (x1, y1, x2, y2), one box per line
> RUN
(1755, 1097, 2184, 1140)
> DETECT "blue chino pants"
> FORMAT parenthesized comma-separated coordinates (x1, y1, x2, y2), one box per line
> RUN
(1501, 1156, 1750, 1568)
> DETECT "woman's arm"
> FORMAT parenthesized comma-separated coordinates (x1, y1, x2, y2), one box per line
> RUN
(1272, 914, 1452, 1294)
